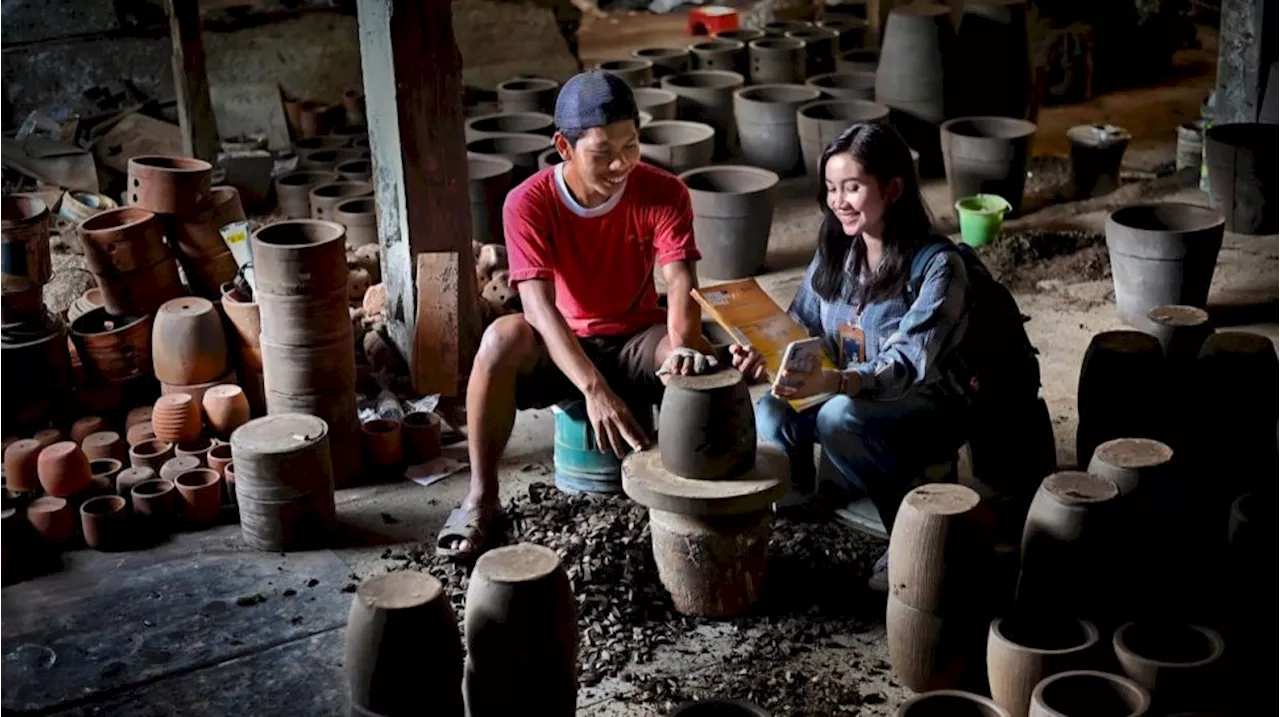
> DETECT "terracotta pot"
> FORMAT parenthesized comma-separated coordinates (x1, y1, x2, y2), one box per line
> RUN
(151, 296, 229, 385)
(165, 186, 246, 259)
(1075, 330, 1164, 468)
(180, 249, 241, 301)
(1112, 622, 1224, 712)
(308, 181, 373, 222)
(27, 496, 77, 546)
(129, 439, 175, 472)
(261, 334, 357, 394)
(116, 466, 157, 497)
(334, 197, 377, 248)
(175, 436, 214, 467)
(201, 384, 251, 439)
(402, 411, 442, 463)
(987, 617, 1100, 717)
(88, 458, 124, 497)
(82, 431, 126, 462)
(36, 441, 91, 497)
(33, 428, 65, 447)
(80, 494, 129, 551)
(127, 421, 156, 446)
(126, 405, 153, 430)
(92, 255, 184, 318)
(161, 370, 238, 410)
(175, 468, 223, 525)
(160, 455, 203, 484)
(230, 413, 338, 550)
(152, 393, 203, 444)
(1, 194, 53, 294)
(77, 207, 170, 275)
(70, 308, 154, 383)
(274, 171, 341, 220)
(888, 483, 992, 615)
(1029, 670, 1150, 717)
(4, 438, 44, 493)
(71, 415, 107, 445)
(343, 88, 367, 125)
(258, 285, 352, 346)
(220, 283, 261, 349)
(898, 691, 1011, 717)
(131, 478, 178, 537)
(251, 219, 349, 297)
(207, 442, 233, 479)
(361, 418, 403, 469)
(127, 155, 214, 215)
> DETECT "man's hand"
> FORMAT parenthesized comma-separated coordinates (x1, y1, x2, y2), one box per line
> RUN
(730, 344, 767, 382)
(657, 346, 719, 377)
(584, 384, 649, 458)
(773, 367, 854, 401)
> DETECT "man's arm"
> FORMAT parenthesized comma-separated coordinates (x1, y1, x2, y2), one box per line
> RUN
(661, 259, 711, 354)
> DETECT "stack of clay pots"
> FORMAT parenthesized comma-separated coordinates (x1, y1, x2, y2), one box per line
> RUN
(252, 219, 362, 486)
(163, 186, 247, 300)
(231, 412, 336, 551)
(220, 282, 266, 416)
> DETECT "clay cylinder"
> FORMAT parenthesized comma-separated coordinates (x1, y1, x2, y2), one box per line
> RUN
(733, 85, 822, 176)
(175, 436, 215, 467)
(689, 39, 747, 76)
(1029, 670, 1150, 717)
(464, 543, 578, 716)
(941, 116, 1037, 214)
(657, 369, 755, 481)
(748, 38, 806, 84)
(1144, 305, 1212, 360)
(1075, 330, 1164, 466)
(986, 617, 1099, 717)
(1, 195, 52, 293)
(875, 4, 952, 124)
(151, 296, 230, 385)
(1068, 124, 1131, 200)
(165, 186, 246, 259)
(251, 220, 349, 297)
(898, 691, 1011, 717)
(346, 572, 464, 717)
(886, 593, 982, 692)
(805, 71, 878, 101)
(129, 439, 175, 472)
(258, 286, 352, 346)
(131, 478, 177, 538)
(798, 99, 891, 180)
(275, 170, 340, 220)
(361, 418, 403, 470)
(126, 155, 213, 215)
(597, 59, 655, 88)
(468, 154, 514, 245)
(661, 71, 744, 159)
(80, 495, 130, 551)
(887, 483, 991, 614)
(464, 112, 555, 142)
(261, 333, 357, 395)
(497, 76, 560, 115)
(4, 439, 43, 493)
(1204, 122, 1278, 235)
(334, 197, 377, 248)
(230, 413, 337, 551)
(1112, 621, 1224, 713)
(466, 134, 553, 184)
(638, 120, 716, 174)
(680, 164, 779, 280)
(786, 27, 837, 76)
(649, 508, 771, 619)
(402, 411, 442, 463)
(309, 181, 373, 222)
(263, 387, 361, 488)
(77, 207, 183, 316)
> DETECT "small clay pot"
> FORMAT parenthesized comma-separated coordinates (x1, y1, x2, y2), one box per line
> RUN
(362, 418, 404, 469)
(309, 181, 374, 221)
(80, 495, 130, 551)
(127, 421, 157, 446)
(36, 441, 92, 497)
(131, 478, 178, 538)
(89, 458, 124, 496)
(175, 468, 223, 525)
(160, 455, 203, 484)
(988, 616, 1100, 717)
(200, 384, 250, 441)
(160, 370, 238, 409)
(4, 438, 44, 493)
(175, 437, 214, 467)
(126, 155, 214, 215)
(82, 431, 126, 462)
(1112, 622, 1224, 712)
(125, 405, 153, 430)
(152, 393, 203, 444)
(334, 197, 377, 248)
(402, 411, 442, 463)
(116, 466, 157, 497)
(32, 428, 64, 447)
(1029, 670, 1150, 717)
(71, 415, 106, 445)
(26, 496, 77, 546)
(129, 439, 175, 472)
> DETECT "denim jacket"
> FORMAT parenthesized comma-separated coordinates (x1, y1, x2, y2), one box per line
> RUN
(787, 239, 970, 401)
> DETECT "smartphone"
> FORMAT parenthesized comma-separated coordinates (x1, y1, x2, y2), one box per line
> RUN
(773, 337, 824, 393)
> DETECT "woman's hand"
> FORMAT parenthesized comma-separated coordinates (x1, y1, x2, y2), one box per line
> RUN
(772, 367, 845, 400)
(730, 344, 767, 382)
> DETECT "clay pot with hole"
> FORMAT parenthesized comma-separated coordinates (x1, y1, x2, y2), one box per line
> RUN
(1029, 670, 1150, 717)
(175, 468, 223, 525)
(82, 431, 126, 462)
(71, 416, 107, 445)
(275, 171, 340, 219)
(786, 26, 838, 76)
(596, 58, 655, 88)
(80, 495, 130, 551)
(175, 437, 215, 467)
(497, 76, 559, 115)
(70, 308, 154, 382)
(130, 478, 177, 538)
(464, 112, 555, 142)
(127, 421, 156, 446)
(362, 418, 403, 470)
(987, 617, 1100, 717)
(748, 38, 806, 84)
(116, 466, 156, 497)
(203, 385, 251, 438)
(152, 393, 203, 444)
(4, 439, 44, 493)
(126, 155, 213, 215)
(151, 296, 230, 385)
(689, 39, 747, 76)
(27, 496, 77, 546)
(77, 207, 183, 316)
(633, 46, 690, 79)
(165, 186, 245, 258)
(402, 411, 442, 463)
(334, 198, 377, 248)
(639, 121, 716, 174)
(129, 439, 174, 472)
(37, 441, 91, 497)
(337, 159, 372, 183)
(251, 220, 349, 297)
(309, 181, 373, 222)
(1, 194, 52, 294)
(898, 691, 1011, 717)
(466, 134, 553, 184)
(160, 455, 202, 484)
(126, 406, 153, 430)
(1112, 622, 1224, 712)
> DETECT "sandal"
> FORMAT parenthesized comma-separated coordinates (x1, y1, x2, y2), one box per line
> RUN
(435, 504, 504, 560)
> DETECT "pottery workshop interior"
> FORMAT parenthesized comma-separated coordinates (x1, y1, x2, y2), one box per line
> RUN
(1, 0, 1277, 714)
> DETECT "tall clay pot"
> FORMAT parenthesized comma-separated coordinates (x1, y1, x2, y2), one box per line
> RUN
(887, 483, 991, 615)
(77, 207, 183, 316)
(786, 27, 837, 76)
(941, 117, 1037, 214)
(1203, 122, 1278, 234)
(152, 296, 230, 385)
(987, 617, 1099, 717)
(1112, 622, 1224, 713)
(733, 84, 822, 176)
(748, 38, 806, 85)
(1104, 203, 1224, 333)
(638, 121, 716, 174)
(468, 153, 514, 246)
(1029, 670, 1150, 717)
(1075, 330, 1164, 466)
(251, 220, 349, 297)
(679, 165, 779, 280)
(231, 413, 338, 552)
(657, 369, 755, 481)
(126, 155, 213, 215)
(875, 4, 954, 177)
(661, 71, 744, 160)
(798, 99, 890, 180)
(334, 198, 377, 248)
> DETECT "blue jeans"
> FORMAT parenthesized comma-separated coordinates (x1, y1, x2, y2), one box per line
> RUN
(756, 391, 967, 534)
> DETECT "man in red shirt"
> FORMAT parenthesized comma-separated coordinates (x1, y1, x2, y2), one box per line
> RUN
(438, 71, 718, 559)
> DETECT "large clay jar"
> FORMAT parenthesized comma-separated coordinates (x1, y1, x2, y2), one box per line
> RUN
(80, 495, 130, 551)
(346, 572, 464, 717)
(26, 496, 77, 546)
(131, 478, 178, 539)
(152, 296, 230, 385)
(1029, 670, 1150, 717)
(175, 468, 224, 526)
(129, 439, 175, 472)
(4, 439, 44, 493)
(888, 483, 991, 615)
(202, 384, 251, 439)
(362, 418, 403, 471)
(126, 155, 213, 215)
(36, 441, 92, 497)
(987, 617, 1100, 717)
(898, 691, 1011, 717)
(402, 411, 442, 463)
(464, 543, 578, 717)
(658, 369, 755, 481)
(1112, 622, 1224, 713)
(152, 393, 203, 444)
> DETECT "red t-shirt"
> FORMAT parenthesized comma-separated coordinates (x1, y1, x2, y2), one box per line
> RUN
(503, 162, 700, 337)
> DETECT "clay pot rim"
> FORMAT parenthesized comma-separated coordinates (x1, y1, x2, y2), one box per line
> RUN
(632, 46, 688, 59)
(177, 437, 214, 453)
(78, 206, 157, 233)
(632, 88, 678, 104)
(805, 71, 877, 90)
(29, 495, 69, 512)
(466, 133, 554, 154)
(1, 194, 50, 226)
(639, 120, 716, 147)
(402, 411, 441, 428)
(39, 440, 82, 461)
(990, 616, 1099, 655)
(70, 307, 149, 338)
(362, 418, 401, 436)
(129, 155, 214, 173)
(497, 77, 559, 92)
(132, 478, 175, 497)
(895, 690, 1009, 717)
(679, 164, 779, 195)
(90, 457, 124, 475)
(748, 38, 805, 51)
(466, 111, 554, 133)
(1042, 470, 1119, 505)
(334, 197, 376, 217)
(467, 153, 515, 179)
(158, 296, 216, 319)
(798, 99, 890, 122)
(131, 439, 174, 458)
(662, 70, 745, 89)
(1031, 670, 1151, 713)
(253, 218, 346, 248)
(209, 443, 233, 461)
(204, 383, 245, 401)
(81, 494, 127, 516)
(598, 58, 654, 71)
(941, 116, 1038, 141)
(175, 468, 220, 489)
(713, 29, 763, 41)
(277, 170, 342, 187)
(816, 17, 869, 30)
(336, 159, 372, 173)
(688, 38, 745, 51)
(1113, 621, 1225, 669)
(838, 48, 878, 61)
(1107, 202, 1225, 235)
(734, 84, 823, 105)
(784, 27, 837, 40)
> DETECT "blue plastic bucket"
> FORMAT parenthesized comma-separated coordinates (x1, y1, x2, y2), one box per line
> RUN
(552, 400, 624, 494)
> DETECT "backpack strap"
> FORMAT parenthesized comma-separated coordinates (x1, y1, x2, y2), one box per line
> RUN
(906, 238, 958, 299)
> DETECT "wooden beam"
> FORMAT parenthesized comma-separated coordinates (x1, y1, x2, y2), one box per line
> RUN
(166, 0, 219, 161)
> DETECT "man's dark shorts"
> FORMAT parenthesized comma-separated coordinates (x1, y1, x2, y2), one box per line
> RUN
(515, 323, 667, 413)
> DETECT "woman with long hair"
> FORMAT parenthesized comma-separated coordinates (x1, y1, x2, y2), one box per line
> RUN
(731, 122, 973, 592)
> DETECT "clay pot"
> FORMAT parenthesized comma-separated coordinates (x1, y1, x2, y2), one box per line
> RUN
(275, 171, 341, 220)
(679, 165, 779, 280)
(361, 418, 403, 470)
(251, 220, 349, 297)
(1144, 304, 1212, 360)
(80, 494, 129, 551)
(689, 39, 747, 76)
(165, 186, 246, 259)
(464, 111, 555, 142)
(152, 393, 203, 444)
(660, 71, 744, 159)
(941, 116, 1038, 214)
(151, 296, 230, 385)
(876, 4, 955, 158)
(798, 99, 891, 180)
(309, 181, 374, 222)
(402, 411, 442, 463)
(346, 572, 464, 717)
(1029, 670, 1150, 717)
(1204, 122, 1278, 234)
(746, 38, 804, 85)
(36, 441, 92, 497)
(596, 58, 655, 88)
(4, 439, 44, 493)
(207, 442, 233, 480)
(1075, 330, 1164, 467)
(231, 412, 338, 550)
(343, 88, 366, 125)
(1, 195, 52, 294)
(175, 436, 214, 467)
(202, 384, 251, 439)
(733, 85, 822, 176)
(220, 282, 261, 350)
(70, 308, 154, 383)
(260, 332, 357, 395)
(33, 429, 64, 447)
(175, 468, 223, 525)
(258, 285, 351, 346)
(786, 26, 838, 77)
(715, 28, 764, 44)
(298, 147, 365, 171)
(126, 155, 214, 215)
(657, 369, 754, 480)
(116, 466, 157, 497)
(886, 593, 976, 692)
(1112, 622, 1224, 712)
(129, 439, 175, 472)
(1086, 438, 1172, 499)
(888, 483, 991, 614)
(130, 478, 177, 538)
(82, 431, 126, 462)
(1067, 124, 1131, 200)
(334, 197, 377, 248)
(497, 76, 560, 115)
(987, 617, 1100, 717)
(638, 121, 716, 174)
(27, 496, 77, 546)
(160, 455, 202, 484)
(805, 71, 877, 101)
(126, 405, 153, 429)
(898, 691, 1011, 717)
(633, 47, 691, 79)
(837, 47, 879, 74)
(336, 159, 372, 183)
(632, 88, 678, 121)
(1, 283, 45, 326)
(1, 322, 70, 432)
(817, 16, 868, 53)
(468, 154, 514, 245)
(71, 415, 107, 445)
(127, 421, 157, 446)
(160, 370, 237, 409)
(537, 148, 563, 171)
(464, 543, 578, 716)
(466, 133, 554, 184)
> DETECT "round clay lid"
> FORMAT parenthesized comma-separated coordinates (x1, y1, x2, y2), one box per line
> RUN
(1093, 438, 1173, 469)
(1147, 304, 1208, 327)
(902, 483, 981, 516)
(663, 367, 744, 392)
(622, 444, 787, 516)
(356, 572, 444, 610)
(1042, 471, 1119, 505)
(231, 414, 328, 455)
(474, 543, 562, 584)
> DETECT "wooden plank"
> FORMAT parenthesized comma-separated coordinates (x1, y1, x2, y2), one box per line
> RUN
(413, 252, 466, 397)
(167, 0, 219, 161)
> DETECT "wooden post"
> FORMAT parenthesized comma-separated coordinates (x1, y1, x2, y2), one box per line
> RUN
(357, 0, 481, 398)
(166, 0, 219, 161)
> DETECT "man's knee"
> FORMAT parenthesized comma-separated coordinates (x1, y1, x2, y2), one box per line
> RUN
(755, 393, 792, 446)
(476, 314, 538, 371)
(815, 395, 864, 443)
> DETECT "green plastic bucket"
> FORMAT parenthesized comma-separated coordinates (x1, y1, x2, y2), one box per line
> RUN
(955, 194, 1011, 247)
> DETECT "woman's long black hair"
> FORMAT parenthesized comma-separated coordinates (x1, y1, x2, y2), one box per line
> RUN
(810, 122, 935, 305)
